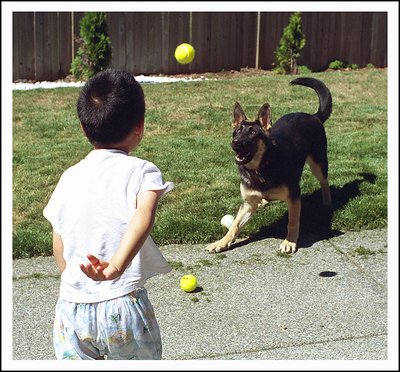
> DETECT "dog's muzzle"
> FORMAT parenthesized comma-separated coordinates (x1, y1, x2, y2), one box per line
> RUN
(231, 139, 254, 165)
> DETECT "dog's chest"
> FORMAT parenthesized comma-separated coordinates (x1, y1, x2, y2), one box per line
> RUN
(239, 165, 277, 192)
(240, 168, 289, 202)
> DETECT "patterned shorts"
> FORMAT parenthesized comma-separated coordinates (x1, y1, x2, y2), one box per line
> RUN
(53, 288, 162, 360)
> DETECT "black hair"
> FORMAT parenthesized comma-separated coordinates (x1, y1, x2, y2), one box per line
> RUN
(77, 69, 145, 146)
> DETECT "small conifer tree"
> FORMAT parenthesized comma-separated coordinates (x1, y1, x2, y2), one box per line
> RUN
(70, 12, 112, 80)
(273, 12, 306, 74)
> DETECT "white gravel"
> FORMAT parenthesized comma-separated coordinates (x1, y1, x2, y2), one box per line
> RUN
(12, 74, 209, 91)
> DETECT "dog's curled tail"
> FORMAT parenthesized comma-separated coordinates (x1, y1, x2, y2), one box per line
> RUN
(290, 77, 332, 124)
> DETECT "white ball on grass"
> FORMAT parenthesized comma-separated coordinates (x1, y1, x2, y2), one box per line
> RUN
(220, 214, 234, 229)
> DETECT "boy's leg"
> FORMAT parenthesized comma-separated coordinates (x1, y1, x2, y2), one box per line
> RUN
(53, 299, 101, 360)
(104, 288, 162, 360)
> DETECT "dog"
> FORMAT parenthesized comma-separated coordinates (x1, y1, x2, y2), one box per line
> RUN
(206, 77, 332, 254)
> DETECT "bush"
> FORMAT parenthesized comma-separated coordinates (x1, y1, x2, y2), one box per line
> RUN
(328, 60, 346, 70)
(328, 60, 361, 71)
(273, 12, 306, 74)
(298, 65, 312, 74)
(70, 12, 112, 80)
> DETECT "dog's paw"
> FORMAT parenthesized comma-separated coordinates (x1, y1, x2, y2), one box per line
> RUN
(205, 239, 231, 253)
(279, 239, 297, 253)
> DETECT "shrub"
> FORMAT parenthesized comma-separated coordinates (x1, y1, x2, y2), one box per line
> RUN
(298, 65, 312, 74)
(328, 60, 360, 71)
(70, 12, 112, 80)
(328, 60, 346, 70)
(273, 12, 306, 74)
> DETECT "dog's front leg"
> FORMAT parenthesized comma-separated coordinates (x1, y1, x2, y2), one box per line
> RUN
(280, 198, 301, 253)
(206, 199, 259, 253)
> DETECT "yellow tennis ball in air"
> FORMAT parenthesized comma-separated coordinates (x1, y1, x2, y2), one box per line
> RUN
(174, 43, 195, 64)
(180, 274, 198, 292)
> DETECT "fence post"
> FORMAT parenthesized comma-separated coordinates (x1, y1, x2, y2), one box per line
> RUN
(189, 11, 193, 45)
(71, 12, 75, 61)
(255, 12, 261, 69)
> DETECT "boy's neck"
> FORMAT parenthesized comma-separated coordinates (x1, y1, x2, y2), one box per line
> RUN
(94, 145, 129, 154)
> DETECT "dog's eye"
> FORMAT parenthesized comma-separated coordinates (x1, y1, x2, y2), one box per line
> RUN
(249, 128, 256, 135)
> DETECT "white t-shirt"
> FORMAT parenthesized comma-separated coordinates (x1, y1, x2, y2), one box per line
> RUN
(43, 149, 174, 303)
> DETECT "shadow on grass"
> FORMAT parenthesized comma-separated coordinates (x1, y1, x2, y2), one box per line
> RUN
(231, 172, 377, 250)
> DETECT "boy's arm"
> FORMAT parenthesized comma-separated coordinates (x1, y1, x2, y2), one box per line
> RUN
(53, 231, 66, 273)
(80, 189, 162, 281)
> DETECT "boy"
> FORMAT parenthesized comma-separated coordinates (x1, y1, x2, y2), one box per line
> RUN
(43, 69, 174, 360)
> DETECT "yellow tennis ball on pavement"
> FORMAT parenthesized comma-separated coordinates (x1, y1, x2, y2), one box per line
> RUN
(174, 43, 195, 64)
(180, 274, 198, 292)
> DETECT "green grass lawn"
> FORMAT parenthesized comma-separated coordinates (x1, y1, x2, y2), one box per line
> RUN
(12, 68, 388, 258)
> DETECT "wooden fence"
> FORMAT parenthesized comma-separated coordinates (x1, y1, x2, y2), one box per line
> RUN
(13, 12, 387, 82)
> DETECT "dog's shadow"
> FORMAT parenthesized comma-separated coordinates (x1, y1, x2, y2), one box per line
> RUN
(231, 172, 377, 250)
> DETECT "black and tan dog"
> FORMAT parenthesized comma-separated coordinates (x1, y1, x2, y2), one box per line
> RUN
(206, 77, 332, 254)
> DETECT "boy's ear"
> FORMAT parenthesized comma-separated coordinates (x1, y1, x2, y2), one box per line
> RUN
(232, 102, 247, 128)
(257, 103, 272, 131)
(134, 119, 144, 139)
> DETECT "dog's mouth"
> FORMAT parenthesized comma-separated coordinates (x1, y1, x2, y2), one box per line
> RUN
(234, 150, 253, 165)
(232, 137, 256, 165)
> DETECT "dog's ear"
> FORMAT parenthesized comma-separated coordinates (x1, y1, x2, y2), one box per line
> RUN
(257, 103, 272, 131)
(232, 102, 247, 128)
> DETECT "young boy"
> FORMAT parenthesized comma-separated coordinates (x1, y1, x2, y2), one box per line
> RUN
(43, 69, 174, 360)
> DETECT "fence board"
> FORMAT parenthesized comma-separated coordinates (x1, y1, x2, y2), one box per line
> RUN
(231, 12, 257, 69)
(370, 12, 387, 67)
(301, 12, 319, 70)
(325, 13, 339, 67)
(209, 13, 223, 72)
(259, 12, 291, 70)
(149, 13, 164, 74)
(124, 13, 136, 73)
(165, 12, 191, 74)
(240, 12, 258, 68)
(305, 12, 335, 71)
(350, 13, 363, 66)
(34, 13, 59, 81)
(109, 12, 187, 75)
(12, 11, 388, 81)
(12, 12, 35, 81)
(192, 12, 212, 73)
(58, 12, 72, 77)
(108, 13, 126, 70)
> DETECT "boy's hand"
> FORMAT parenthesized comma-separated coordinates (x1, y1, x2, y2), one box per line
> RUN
(80, 254, 122, 281)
